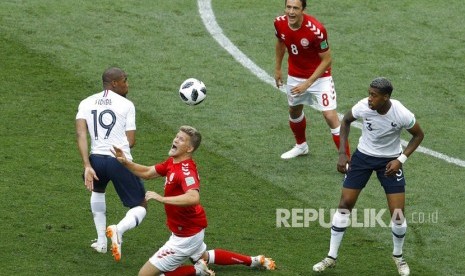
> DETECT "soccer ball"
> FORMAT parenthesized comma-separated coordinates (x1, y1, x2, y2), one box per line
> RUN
(179, 78, 207, 106)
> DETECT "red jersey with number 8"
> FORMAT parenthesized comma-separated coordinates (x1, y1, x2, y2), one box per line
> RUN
(274, 13, 331, 79)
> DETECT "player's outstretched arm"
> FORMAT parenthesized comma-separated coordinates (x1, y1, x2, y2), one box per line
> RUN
(146, 189, 200, 207)
(111, 146, 159, 180)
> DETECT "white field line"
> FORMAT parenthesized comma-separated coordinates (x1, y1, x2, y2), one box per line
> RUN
(197, 0, 465, 168)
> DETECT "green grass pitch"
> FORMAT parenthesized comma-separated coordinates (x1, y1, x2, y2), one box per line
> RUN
(1, 0, 464, 275)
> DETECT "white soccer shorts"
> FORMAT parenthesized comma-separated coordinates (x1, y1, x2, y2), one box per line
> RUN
(286, 76, 337, 111)
(149, 230, 207, 272)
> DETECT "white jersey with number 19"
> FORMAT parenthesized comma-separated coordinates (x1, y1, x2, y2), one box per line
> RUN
(76, 89, 135, 160)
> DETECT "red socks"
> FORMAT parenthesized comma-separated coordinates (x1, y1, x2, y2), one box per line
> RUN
(164, 266, 196, 276)
(332, 133, 351, 158)
(289, 115, 307, 145)
(290, 115, 352, 158)
(164, 249, 253, 275)
(209, 249, 252, 266)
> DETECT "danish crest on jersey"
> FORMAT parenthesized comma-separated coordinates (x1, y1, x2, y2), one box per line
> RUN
(300, 38, 309, 47)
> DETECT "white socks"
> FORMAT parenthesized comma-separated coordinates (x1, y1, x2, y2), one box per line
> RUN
(328, 211, 350, 259)
(330, 126, 341, 135)
(91, 192, 147, 243)
(327, 211, 408, 258)
(90, 192, 106, 244)
(207, 250, 215, 264)
(392, 220, 407, 256)
(116, 206, 147, 240)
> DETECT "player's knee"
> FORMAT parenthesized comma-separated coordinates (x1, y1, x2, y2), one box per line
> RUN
(323, 110, 339, 123)
(288, 106, 303, 118)
(337, 201, 354, 212)
(139, 199, 148, 209)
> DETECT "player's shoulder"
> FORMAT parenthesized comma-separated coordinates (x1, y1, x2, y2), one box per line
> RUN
(390, 99, 405, 107)
(354, 97, 369, 108)
(391, 99, 413, 114)
(176, 159, 197, 177)
(351, 98, 371, 115)
(181, 158, 197, 169)
(81, 91, 101, 100)
(107, 91, 135, 107)
(303, 14, 326, 31)
(78, 91, 134, 111)
(78, 91, 101, 106)
(274, 14, 287, 24)
(302, 14, 328, 40)
(304, 13, 323, 24)
(107, 90, 132, 101)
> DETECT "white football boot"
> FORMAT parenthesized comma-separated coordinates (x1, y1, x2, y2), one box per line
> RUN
(106, 225, 121, 262)
(90, 239, 107, 253)
(281, 143, 309, 159)
(313, 256, 336, 272)
(393, 255, 410, 276)
(194, 259, 215, 276)
(251, 255, 276, 270)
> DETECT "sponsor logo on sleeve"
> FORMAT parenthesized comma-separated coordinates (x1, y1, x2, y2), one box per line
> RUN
(185, 176, 196, 186)
(320, 40, 328, 50)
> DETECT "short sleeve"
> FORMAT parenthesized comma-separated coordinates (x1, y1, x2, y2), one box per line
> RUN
(155, 160, 168, 177)
(125, 102, 136, 131)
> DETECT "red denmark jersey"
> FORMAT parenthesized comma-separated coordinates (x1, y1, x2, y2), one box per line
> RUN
(274, 13, 331, 79)
(155, 157, 207, 237)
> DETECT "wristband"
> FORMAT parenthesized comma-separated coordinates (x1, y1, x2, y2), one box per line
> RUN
(397, 154, 408, 164)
